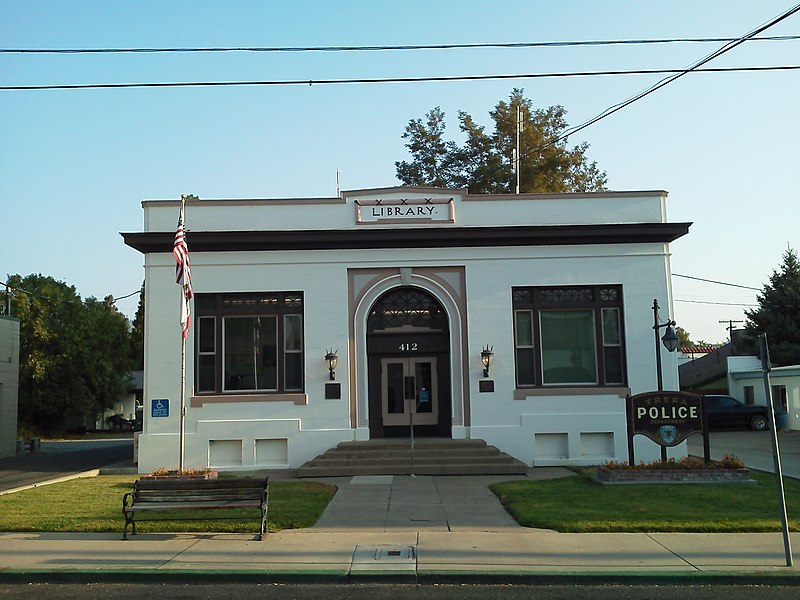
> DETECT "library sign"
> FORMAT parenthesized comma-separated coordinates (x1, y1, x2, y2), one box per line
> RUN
(355, 197, 455, 224)
(626, 391, 708, 463)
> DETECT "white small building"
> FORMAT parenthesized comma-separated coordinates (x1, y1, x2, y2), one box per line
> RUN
(123, 186, 690, 473)
(728, 356, 800, 430)
(0, 316, 20, 458)
(94, 371, 142, 431)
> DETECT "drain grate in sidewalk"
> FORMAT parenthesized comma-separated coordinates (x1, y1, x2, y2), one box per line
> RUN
(350, 545, 417, 573)
(350, 475, 394, 485)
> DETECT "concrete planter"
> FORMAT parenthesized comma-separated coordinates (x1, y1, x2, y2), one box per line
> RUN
(595, 465, 753, 485)
(141, 470, 218, 480)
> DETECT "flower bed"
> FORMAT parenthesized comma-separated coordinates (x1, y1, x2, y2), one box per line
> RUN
(141, 468, 218, 480)
(595, 454, 753, 485)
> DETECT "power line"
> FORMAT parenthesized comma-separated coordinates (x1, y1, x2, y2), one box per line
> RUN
(3, 35, 799, 54)
(0, 280, 139, 307)
(675, 299, 758, 307)
(3, 64, 799, 92)
(112, 290, 141, 302)
(533, 3, 800, 153)
(673, 273, 761, 291)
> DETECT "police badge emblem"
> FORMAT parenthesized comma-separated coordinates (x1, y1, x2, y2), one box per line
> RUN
(659, 425, 677, 445)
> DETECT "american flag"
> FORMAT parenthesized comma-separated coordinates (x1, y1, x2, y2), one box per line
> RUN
(173, 202, 193, 338)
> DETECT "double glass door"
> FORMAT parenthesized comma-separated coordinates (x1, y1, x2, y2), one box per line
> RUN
(381, 357, 438, 426)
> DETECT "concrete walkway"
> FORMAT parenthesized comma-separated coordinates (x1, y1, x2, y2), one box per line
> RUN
(311, 473, 537, 532)
(0, 469, 798, 583)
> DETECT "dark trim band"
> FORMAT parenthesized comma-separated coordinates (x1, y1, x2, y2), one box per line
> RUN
(122, 222, 691, 254)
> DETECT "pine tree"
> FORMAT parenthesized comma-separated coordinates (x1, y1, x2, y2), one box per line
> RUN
(744, 248, 800, 366)
(395, 89, 607, 193)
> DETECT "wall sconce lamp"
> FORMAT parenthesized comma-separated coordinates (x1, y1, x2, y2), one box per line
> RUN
(325, 349, 339, 381)
(480, 345, 494, 378)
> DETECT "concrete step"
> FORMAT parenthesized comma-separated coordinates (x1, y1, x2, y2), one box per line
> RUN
(306, 454, 515, 466)
(297, 438, 528, 477)
(335, 439, 489, 450)
(297, 462, 527, 477)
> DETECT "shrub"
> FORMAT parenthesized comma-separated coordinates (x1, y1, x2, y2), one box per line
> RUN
(603, 454, 745, 471)
(149, 467, 215, 477)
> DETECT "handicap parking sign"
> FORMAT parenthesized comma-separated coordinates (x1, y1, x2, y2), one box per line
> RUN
(151, 399, 169, 417)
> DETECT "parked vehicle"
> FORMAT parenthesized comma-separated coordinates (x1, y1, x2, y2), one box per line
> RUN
(107, 413, 134, 432)
(704, 395, 769, 431)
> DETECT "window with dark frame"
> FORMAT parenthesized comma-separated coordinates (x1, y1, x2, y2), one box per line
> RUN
(771, 384, 788, 412)
(744, 386, 755, 405)
(195, 292, 304, 394)
(513, 285, 626, 387)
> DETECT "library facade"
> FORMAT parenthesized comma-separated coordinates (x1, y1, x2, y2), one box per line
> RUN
(123, 186, 690, 473)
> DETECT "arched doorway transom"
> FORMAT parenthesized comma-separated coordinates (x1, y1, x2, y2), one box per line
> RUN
(366, 286, 451, 438)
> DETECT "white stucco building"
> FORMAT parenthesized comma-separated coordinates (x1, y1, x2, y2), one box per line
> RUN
(123, 186, 690, 473)
(728, 356, 800, 430)
(0, 316, 20, 459)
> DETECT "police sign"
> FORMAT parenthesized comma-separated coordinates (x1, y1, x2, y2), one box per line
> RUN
(626, 391, 709, 464)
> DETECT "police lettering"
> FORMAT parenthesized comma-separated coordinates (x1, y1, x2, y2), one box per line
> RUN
(636, 405, 698, 420)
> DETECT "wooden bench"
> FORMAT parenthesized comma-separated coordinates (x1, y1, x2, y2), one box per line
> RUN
(122, 477, 269, 540)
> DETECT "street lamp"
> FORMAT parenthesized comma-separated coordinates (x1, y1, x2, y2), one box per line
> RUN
(653, 299, 679, 391)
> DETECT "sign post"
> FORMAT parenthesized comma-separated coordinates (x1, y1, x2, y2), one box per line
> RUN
(759, 333, 792, 567)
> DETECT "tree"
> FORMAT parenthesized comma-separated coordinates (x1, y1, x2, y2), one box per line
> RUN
(744, 248, 800, 366)
(395, 89, 608, 193)
(676, 326, 693, 347)
(7, 274, 134, 433)
(130, 282, 145, 370)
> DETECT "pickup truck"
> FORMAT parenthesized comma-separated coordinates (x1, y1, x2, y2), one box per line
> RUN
(704, 395, 769, 431)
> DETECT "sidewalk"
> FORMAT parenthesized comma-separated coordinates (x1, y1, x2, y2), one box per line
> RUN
(0, 471, 798, 584)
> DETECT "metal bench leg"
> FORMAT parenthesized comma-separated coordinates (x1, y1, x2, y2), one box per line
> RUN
(122, 512, 136, 540)
(259, 486, 269, 540)
(259, 510, 267, 540)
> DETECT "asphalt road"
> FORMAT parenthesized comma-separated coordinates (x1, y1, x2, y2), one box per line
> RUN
(688, 430, 800, 479)
(0, 584, 797, 600)
(0, 436, 134, 492)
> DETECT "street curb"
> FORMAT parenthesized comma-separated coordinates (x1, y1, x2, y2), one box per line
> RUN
(1, 569, 799, 586)
(0, 469, 100, 496)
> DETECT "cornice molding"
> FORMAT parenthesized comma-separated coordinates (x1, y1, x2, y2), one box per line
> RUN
(122, 222, 691, 254)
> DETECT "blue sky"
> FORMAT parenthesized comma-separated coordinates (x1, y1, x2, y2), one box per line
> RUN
(2, 1, 798, 343)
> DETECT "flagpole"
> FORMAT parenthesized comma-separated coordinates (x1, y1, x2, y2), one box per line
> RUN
(175, 194, 196, 472)
(179, 328, 187, 471)
(178, 194, 187, 472)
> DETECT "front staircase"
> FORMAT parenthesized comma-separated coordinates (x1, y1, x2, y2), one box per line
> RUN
(297, 438, 528, 477)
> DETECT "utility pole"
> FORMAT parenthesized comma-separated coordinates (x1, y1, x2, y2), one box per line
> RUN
(515, 103, 523, 194)
(719, 319, 744, 341)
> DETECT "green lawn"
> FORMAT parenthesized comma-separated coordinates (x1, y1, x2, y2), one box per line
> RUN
(0, 476, 336, 534)
(490, 469, 800, 533)
(4, 470, 798, 535)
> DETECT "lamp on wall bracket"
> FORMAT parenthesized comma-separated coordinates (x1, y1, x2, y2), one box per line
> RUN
(481, 345, 494, 378)
(652, 299, 679, 391)
(325, 349, 339, 381)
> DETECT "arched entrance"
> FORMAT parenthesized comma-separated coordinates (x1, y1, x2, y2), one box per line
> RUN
(366, 286, 452, 438)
